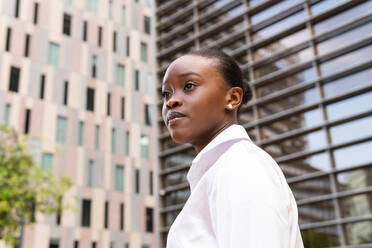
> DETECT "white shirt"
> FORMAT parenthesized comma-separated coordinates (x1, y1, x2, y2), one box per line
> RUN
(166, 124, 304, 248)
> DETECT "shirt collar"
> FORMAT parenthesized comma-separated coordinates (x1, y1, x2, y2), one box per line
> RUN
(186, 124, 251, 191)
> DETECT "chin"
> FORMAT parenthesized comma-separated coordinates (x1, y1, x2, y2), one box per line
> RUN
(169, 128, 191, 144)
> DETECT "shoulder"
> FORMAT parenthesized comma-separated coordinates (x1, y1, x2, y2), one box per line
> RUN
(208, 139, 291, 222)
(213, 139, 287, 197)
(217, 139, 277, 175)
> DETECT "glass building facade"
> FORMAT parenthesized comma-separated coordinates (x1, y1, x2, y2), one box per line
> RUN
(155, 0, 372, 247)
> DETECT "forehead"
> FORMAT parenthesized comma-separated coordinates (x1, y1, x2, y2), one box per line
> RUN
(163, 55, 219, 80)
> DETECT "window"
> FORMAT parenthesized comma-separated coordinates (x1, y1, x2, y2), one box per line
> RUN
(107, 93, 111, 116)
(78, 121, 84, 146)
(109, 241, 115, 248)
(49, 239, 60, 248)
(56, 116, 67, 143)
(41, 153, 53, 172)
(88, 160, 94, 187)
(56, 196, 62, 225)
(108, 0, 113, 19)
(81, 199, 91, 227)
(63, 81, 69, 105)
(24, 109, 31, 134)
(126, 36, 130, 56)
(5, 27, 11, 51)
(113, 31, 117, 52)
(63, 14, 72, 35)
(95, 125, 100, 149)
(40, 74, 45, 99)
(88, 0, 98, 14)
(86, 88, 95, 111)
(117, 64, 125, 86)
(92, 242, 97, 248)
(144, 16, 151, 34)
(4, 104, 11, 128)
(120, 203, 124, 230)
(122, 6, 126, 25)
(74, 241, 79, 248)
(345, 220, 372, 245)
(33, 3, 39, 24)
(24, 34, 30, 57)
(83, 21, 88, 41)
(140, 135, 149, 159)
(324, 68, 372, 98)
(112, 128, 116, 153)
(141, 245, 150, 248)
(125, 243, 129, 248)
(9, 66, 20, 92)
(321, 45, 372, 77)
(149, 171, 153, 195)
(98, 26, 102, 47)
(334, 141, 372, 170)
(92, 55, 97, 78)
(317, 21, 372, 56)
(14, 0, 20, 18)
(327, 92, 372, 121)
(125, 131, 130, 156)
(140, 42, 147, 62)
(135, 70, 140, 91)
(311, 0, 354, 17)
(145, 104, 151, 126)
(104, 201, 109, 228)
(115, 165, 124, 191)
(48, 42, 60, 66)
(135, 169, 140, 194)
(145, 208, 153, 232)
(121, 97, 125, 120)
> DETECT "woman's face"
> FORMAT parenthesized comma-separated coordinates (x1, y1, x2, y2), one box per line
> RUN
(162, 55, 231, 150)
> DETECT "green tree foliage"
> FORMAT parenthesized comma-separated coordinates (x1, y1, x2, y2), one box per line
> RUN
(0, 126, 74, 246)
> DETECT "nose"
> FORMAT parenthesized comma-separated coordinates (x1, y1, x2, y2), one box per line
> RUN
(166, 94, 182, 109)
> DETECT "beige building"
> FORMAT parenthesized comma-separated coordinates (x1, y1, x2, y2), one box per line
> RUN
(0, 0, 157, 248)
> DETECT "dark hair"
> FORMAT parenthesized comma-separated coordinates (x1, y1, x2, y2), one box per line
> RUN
(186, 49, 252, 105)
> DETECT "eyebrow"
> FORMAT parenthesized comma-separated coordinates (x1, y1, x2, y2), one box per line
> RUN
(180, 72, 201, 77)
(162, 72, 201, 86)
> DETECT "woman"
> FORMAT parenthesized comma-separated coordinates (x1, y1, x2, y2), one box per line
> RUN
(162, 49, 304, 247)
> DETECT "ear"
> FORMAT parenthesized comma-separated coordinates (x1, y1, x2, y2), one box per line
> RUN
(225, 87, 243, 111)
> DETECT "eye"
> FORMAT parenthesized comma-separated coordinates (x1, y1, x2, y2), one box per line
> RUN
(184, 81, 196, 91)
(161, 90, 170, 99)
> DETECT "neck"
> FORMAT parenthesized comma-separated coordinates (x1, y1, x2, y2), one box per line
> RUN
(193, 119, 238, 153)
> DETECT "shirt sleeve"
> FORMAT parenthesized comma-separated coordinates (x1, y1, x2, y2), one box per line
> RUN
(209, 146, 291, 248)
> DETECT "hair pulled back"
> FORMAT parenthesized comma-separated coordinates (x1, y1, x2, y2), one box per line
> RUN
(187, 49, 252, 105)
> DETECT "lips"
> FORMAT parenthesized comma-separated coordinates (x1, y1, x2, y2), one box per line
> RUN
(166, 111, 186, 125)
